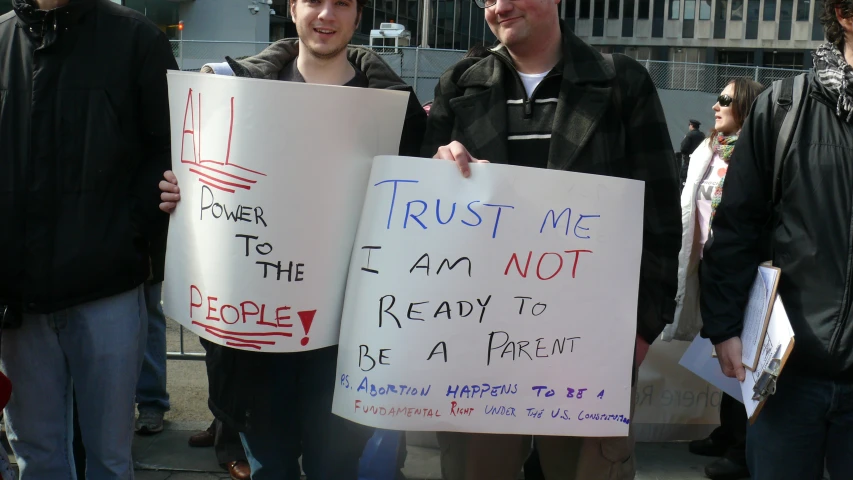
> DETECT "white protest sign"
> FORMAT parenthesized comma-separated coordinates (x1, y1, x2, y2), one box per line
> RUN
(333, 156, 645, 436)
(162, 72, 409, 352)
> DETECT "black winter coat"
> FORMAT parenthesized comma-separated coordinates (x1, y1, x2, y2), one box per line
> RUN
(701, 71, 853, 380)
(0, 0, 176, 311)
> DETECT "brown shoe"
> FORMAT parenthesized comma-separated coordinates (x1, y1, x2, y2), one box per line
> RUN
(187, 429, 215, 448)
(227, 460, 251, 480)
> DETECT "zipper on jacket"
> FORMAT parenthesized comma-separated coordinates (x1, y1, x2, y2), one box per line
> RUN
(491, 50, 559, 120)
(830, 196, 853, 356)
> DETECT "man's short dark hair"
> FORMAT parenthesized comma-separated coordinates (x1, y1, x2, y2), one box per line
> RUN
(821, 0, 853, 49)
(356, 0, 368, 11)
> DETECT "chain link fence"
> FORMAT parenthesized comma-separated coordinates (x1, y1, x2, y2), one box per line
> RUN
(169, 41, 806, 102)
(643, 60, 806, 94)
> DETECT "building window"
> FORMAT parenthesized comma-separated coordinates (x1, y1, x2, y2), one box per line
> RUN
(764, 0, 777, 19)
(714, 0, 727, 38)
(580, 0, 591, 18)
(779, 0, 793, 39)
(639, 0, 650, 18)
(718, 50, 754, 65)
(670, 0, 681, 18)
(683, 0, 696, 36)
(609, 0, 621, 18)
(699, 0, 712, 19)
(812, 0, 825, 39)
(731, 0, 743, 19)
(764, 51, 804, 68)
(684, 0, 696, 17)
(796, 0, 810, 20)
(653, 0, 665, 36)
(593, 0, 605, 35)
(623, 0, 636, 36)
(566, 0, 577, 17)
(745, 0, 760, 38)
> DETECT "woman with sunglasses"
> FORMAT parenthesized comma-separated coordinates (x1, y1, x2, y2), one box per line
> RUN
(662, 77, 764, 480)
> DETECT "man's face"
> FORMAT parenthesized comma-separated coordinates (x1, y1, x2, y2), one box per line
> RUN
(291, 0, 361, 60)
(485, 0, 560, 50)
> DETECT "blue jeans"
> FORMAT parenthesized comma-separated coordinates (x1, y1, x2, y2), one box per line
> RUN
(747, 373, 853, 480)
(238, 346, 374, 480)
(135, 282, 170, 413)
(1, 286, 147, 479)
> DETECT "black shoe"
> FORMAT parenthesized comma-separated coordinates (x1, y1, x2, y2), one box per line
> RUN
(704, 457, 750, 480)
(689, 436, 732, 457)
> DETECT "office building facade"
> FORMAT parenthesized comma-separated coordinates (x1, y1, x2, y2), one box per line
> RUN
(1, 0, 825, 66)
(567, 0, 826, 68)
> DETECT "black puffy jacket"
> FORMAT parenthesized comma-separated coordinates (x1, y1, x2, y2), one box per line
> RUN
(0, 0, 176, 312)
(701, 70, 853, 380)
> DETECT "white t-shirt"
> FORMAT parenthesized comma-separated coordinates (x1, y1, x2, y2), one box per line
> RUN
(695, 151, 728, 257)
(518, 71, 549, 98)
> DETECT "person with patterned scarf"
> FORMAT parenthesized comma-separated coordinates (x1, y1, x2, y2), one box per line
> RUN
(662, 77, 765, 480)
(699, 1, 853, 479)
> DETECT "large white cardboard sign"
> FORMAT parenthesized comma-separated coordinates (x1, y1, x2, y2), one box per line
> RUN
(162, 72, 409, 352)
(332, 156, 645, 436)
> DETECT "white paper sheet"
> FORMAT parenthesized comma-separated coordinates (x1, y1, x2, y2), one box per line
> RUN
(741, 266, 779, 369)
(680, 295, 794, 419)
(162, 72, 409, 352)
(332, 156, 645, 437)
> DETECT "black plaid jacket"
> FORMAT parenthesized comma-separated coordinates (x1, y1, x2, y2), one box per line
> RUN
(422, 23, 681, 344)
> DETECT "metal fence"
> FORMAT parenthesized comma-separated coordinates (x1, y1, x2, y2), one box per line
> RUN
(169, 40, 807, 102)
(164, 41, 805, 360)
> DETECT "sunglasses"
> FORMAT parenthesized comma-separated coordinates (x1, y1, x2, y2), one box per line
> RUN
(717, 94, 734, 107)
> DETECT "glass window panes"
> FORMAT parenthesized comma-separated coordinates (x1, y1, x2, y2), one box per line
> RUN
(764, 0, 777, 19)
(812, 0, 825, 39)
(670, 0, 681, 18)
(609, 0, 621, 18)
(684, 0, 696, 18)
(580, 0, 591, 18)
(639, 0, 650, 18)
(731, 0, 743, 19)
(566, 0, 577, 18)
(796, 0, 810, 20)
(699, 0, 712, 19)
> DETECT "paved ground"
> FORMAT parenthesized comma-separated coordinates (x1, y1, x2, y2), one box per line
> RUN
(5, 321, 739, 479)
(132, 430, 719, 479)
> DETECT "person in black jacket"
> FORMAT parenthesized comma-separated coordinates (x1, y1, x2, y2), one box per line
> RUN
(678, 119, 705, 187)
(0, 0, 175, 478)
(700, 2, 853, 479)
(158, 0, 426, 477)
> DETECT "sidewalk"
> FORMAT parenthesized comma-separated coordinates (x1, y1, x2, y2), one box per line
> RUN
(132, 427, 727, 480)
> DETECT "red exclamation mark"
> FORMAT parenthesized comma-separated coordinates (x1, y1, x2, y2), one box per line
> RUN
(297, 310, 316, 346)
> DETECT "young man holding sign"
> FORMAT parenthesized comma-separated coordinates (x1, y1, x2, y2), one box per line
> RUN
(159, 0, 426, 477)
(422, 0, 681, 477)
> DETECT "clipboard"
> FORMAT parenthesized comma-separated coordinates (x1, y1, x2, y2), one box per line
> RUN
(679, 294, 795, 424)
(741, 265, 781, 371)
(743, 295, 795, 424)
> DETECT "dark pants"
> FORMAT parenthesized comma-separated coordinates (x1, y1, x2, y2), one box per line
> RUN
(238, 346, 374, 480)
(716, 392, 747, 464)
(212, 419, 246, 466)
(747, 373, 853, 479)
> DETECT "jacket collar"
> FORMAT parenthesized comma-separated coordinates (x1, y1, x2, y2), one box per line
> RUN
(451, 20, 617, 170)
(457, 20, 615, 90)
(226, 38, 413, 92)
(14, 0, 95, 30)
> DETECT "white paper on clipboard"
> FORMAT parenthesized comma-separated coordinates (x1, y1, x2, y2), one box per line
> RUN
(741, 266, 779, 370)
